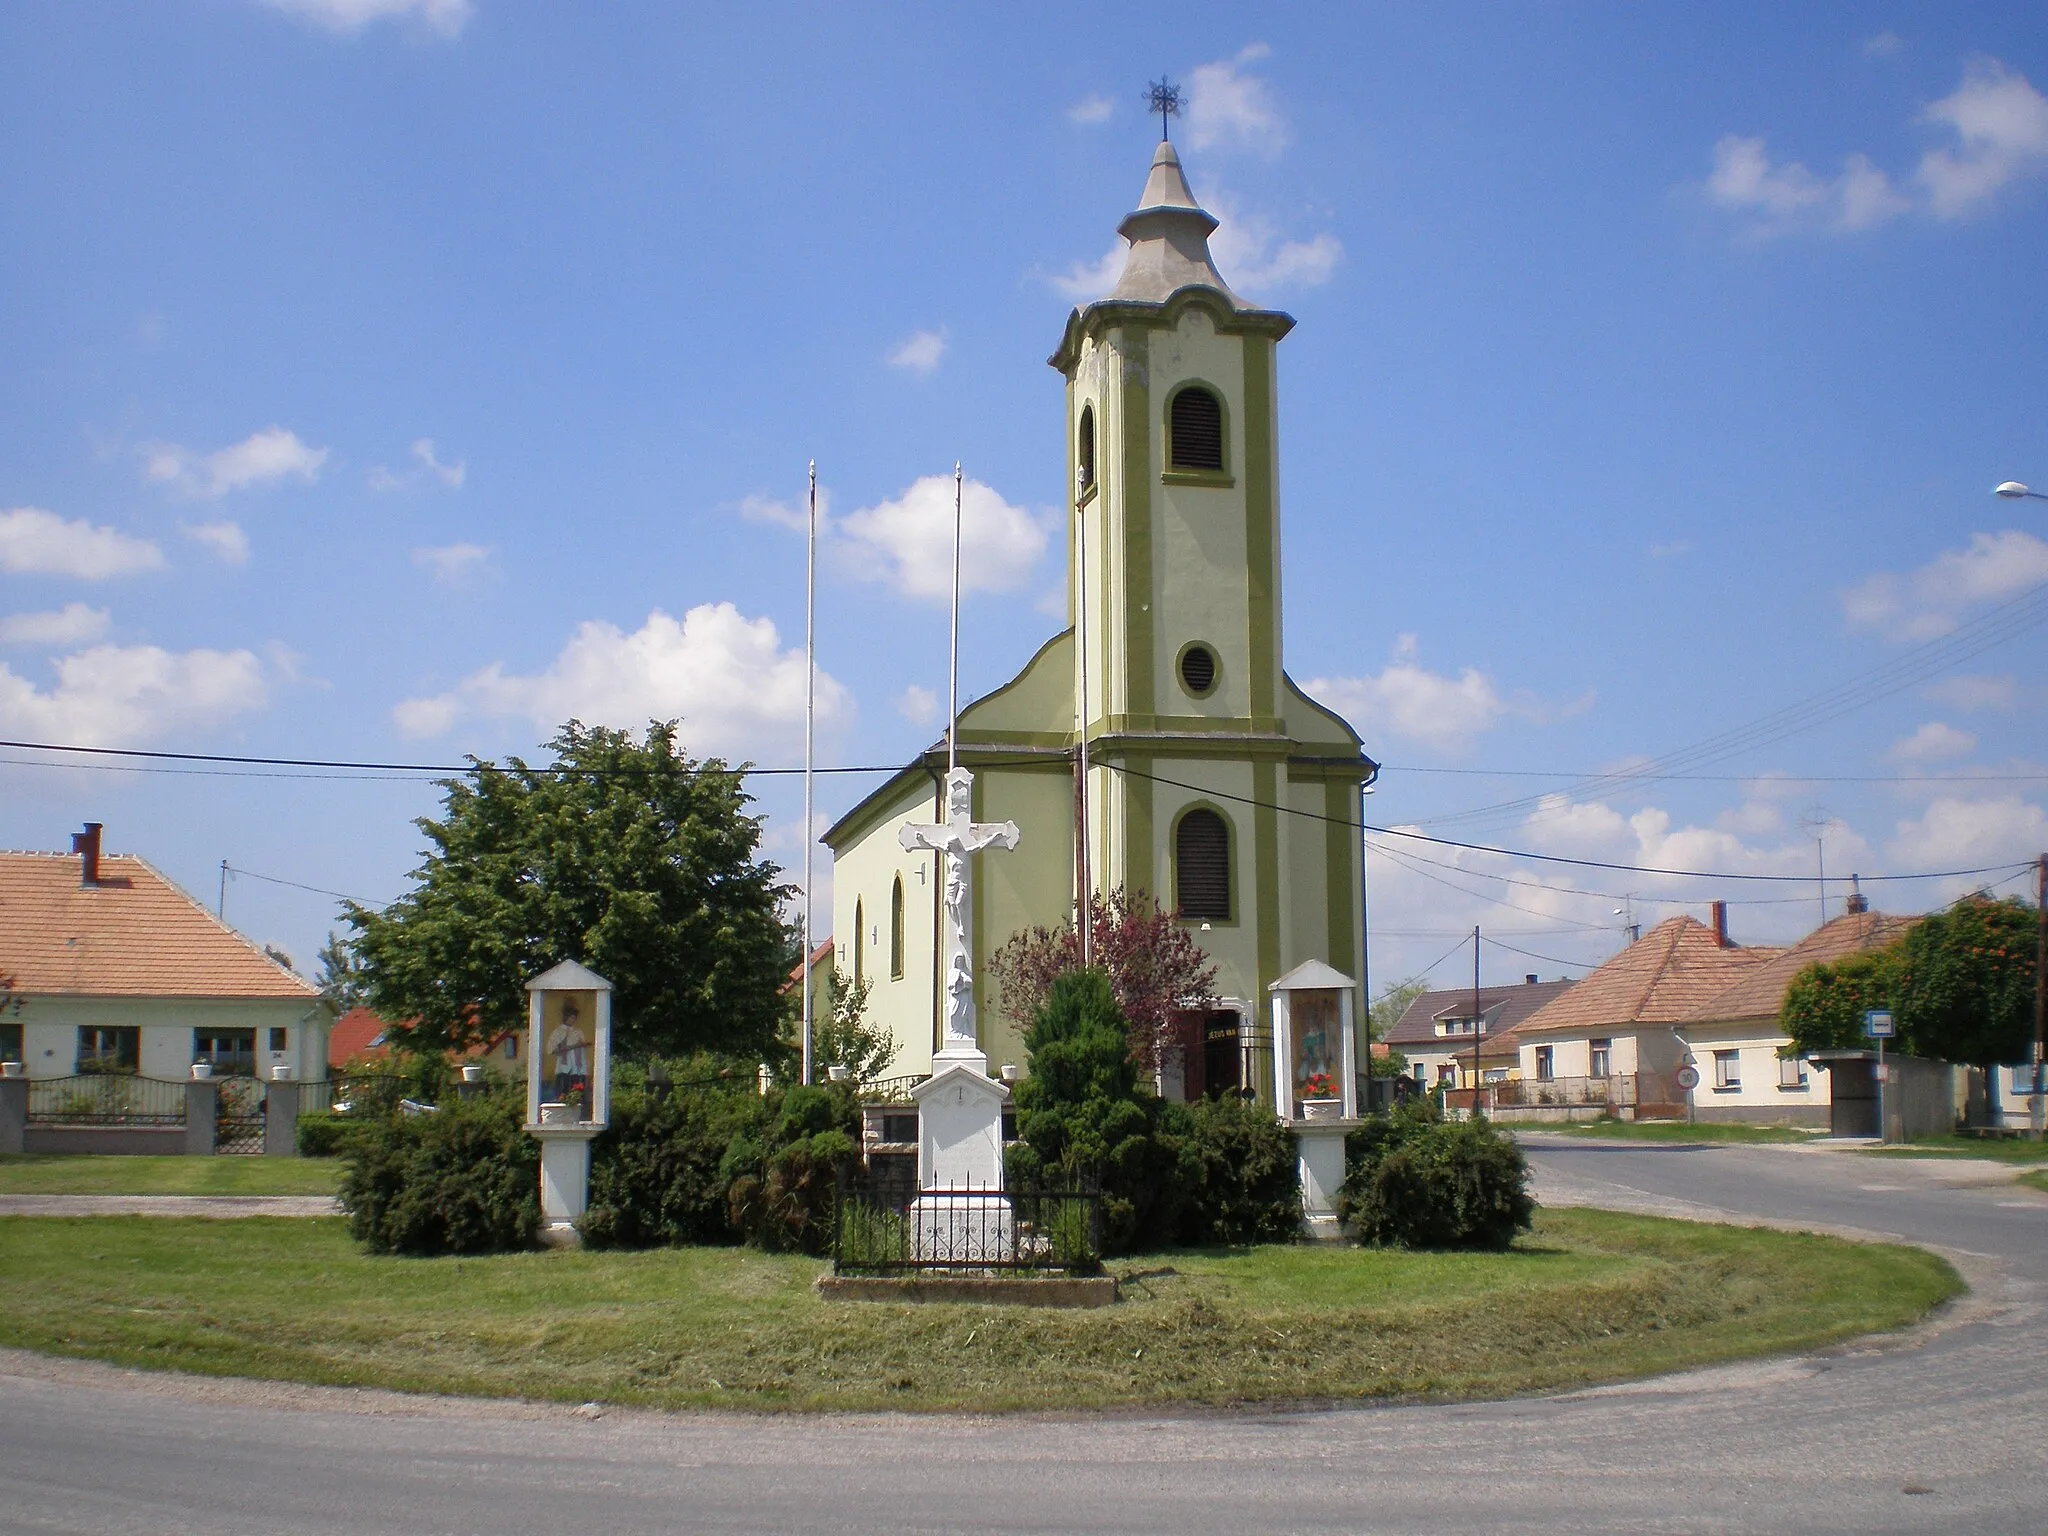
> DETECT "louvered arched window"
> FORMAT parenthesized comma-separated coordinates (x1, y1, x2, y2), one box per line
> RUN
(1077, 403, 1096, 491)
(889, 876, 905, 979)
(1169, 386, 1224, 472)
(852, 899, 865, 987)
(1175, 808, 1232, 920)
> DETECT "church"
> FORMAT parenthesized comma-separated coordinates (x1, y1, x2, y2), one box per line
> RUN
(825, 133, 1378, 1103)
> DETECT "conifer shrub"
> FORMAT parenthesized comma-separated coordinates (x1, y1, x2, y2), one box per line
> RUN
(1175, 1092, 1303, 1246)
(1337, 1098, 1533, 1251)
(338, 1089, 539, 1257)
(579, 1058, 769, 1250)
(1006, 969, 1188, 1253)
(722, 1082, 863, 1255)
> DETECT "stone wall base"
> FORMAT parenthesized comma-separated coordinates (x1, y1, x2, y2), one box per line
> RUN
(23, 1126, 189, 1155)
(815, 1274, 1118, 1308)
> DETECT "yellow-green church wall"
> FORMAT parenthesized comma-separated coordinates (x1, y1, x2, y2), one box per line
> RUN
(968, 760, 1076, 1075)
(826, 771, 941, 1079)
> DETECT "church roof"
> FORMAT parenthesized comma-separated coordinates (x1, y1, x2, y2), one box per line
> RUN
(1108, 140, 1244, 308)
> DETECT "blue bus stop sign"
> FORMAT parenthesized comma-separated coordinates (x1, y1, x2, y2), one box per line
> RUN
(1863, 1009, 1895, 1039)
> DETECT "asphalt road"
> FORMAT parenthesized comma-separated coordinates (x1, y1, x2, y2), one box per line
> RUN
(1, 1140, 2044, 1535)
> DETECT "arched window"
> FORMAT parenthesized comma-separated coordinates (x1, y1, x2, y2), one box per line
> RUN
(889, 876, 905, 980)
(1169, 386, 1224, 472)
(1175, 808, 1231, 920)
(852, 899, 865, 987)
(1077, 403, 1096, 491)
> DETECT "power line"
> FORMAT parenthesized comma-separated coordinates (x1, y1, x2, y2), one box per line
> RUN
(222, 864, 389, 907)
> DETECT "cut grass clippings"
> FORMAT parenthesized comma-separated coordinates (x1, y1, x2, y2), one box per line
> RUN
(0, 1154, 343, 1197)
(0, 1208, 1957, 1413)
(1518, 1120, 1824, 1146)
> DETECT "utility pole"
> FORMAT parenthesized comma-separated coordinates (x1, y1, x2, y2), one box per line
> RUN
(218, 860, 228, 921)
(2033, 852, 2046, 1139)
(1470, 925, 1482, 1119)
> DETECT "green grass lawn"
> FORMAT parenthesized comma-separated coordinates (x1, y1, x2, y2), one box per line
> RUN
(1860, 1134, 2048, 1164)
(0, 1209, 1957, 1413)
(1517, 1120, 1824, 1145)
(2018, 1170, 2048, 1194)
(0, 1155, 342, 1197)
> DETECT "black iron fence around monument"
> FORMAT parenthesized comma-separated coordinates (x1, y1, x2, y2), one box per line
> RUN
(831, 1168, 1104, 1276)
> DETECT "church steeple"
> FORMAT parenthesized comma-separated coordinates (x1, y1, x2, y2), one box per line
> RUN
(1109, 141, 1243, 308)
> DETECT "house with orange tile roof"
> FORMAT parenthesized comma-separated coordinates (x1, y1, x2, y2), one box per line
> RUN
(1380, 975, 1578, 1092)
(0, 824, 335, 1083)
(1504, 904, 1783, 1118)
(1666, 904, 1919, 1126)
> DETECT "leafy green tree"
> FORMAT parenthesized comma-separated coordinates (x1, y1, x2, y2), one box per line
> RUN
(1781, 896, 2038, 1066)
(1370, 1045, 1411, 1079)
(1369, 977, 1428, 1043)
(345, 721, 794, 1062)
(797, 973, 898, 1086)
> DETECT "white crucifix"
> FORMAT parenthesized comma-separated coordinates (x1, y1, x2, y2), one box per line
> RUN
(900, 766, 1021, 1067)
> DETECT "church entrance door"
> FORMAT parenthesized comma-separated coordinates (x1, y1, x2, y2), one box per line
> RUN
(1199, 1010, 1244, 1100)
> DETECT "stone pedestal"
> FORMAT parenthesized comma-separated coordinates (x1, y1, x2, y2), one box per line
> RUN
(1293, 1120, 1353, 1241)
(909, 1051, 1013, 1263)
(533, 1127, 597, 1247)
(183, 1079, 218, 1158)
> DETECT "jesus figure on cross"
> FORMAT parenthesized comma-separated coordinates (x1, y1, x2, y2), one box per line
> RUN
(900, 767, 1020, 1058)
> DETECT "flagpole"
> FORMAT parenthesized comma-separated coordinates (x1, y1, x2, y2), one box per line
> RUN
(949, 463, 962, 775)
(801, 461, 817, 1087)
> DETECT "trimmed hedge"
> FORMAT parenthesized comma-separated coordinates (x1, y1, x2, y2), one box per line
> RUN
(1337, 1100, 1533, 1251)
(1174, 1093, 1303, 1246)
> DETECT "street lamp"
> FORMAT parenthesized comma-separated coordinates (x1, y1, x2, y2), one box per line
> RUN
(1995, 481, 2048, 501)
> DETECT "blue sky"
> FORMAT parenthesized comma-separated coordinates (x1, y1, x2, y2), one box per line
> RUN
(2, 2, 2045, 997)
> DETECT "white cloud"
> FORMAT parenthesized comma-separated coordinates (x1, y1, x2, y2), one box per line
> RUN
(182, 520, 251, 565)
(897, 684, 938, 726)
(1888, 721, 1978, 763)
(1648, 540, 1693, 559)
(1186, 44, 1287, 157)
(1887, 795, 2048, 892)
(887, 329, 948, 375)
(392, 603, 852, 762)
(1841, 529, 2048, 639)
(1918, 59, 2048, 217)
(146, 427, 328, 499)
(0, 604, 110, 646)
(1704, 58, 2048, 237)
(836, 475, 1048, 601)
(413, 438, 466, 488)
(1049, 242, 1127, 301)
(0, 644, 267, 747)
(1067, 94, 1114, 126)
(1863, 31, 1903, 59)
(413, 542, 489, 582)
(734, 491, 817, 533)
(0, 508, 164, 579)
(1303, 634, 1586, 753)
(1922, 673, 2016, 712)
(261, 0, 472, 36)
(1203, 187, 1342, 294)
(1704, 135, 1908, 236)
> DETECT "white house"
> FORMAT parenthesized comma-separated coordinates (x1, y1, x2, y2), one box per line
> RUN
(0, 825, 333, 1083)
(1381, 976, 1576, 1091)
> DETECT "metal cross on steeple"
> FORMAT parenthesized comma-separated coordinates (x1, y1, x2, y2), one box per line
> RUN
(1145, 76, 1183, 141)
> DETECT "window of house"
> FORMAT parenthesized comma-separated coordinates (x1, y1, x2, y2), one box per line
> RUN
(77, 1026, 139, 1074)
(1535, 1046, 1554, 1081)
(1436, 1063, 1456, 1085)
(890, 876, 905, 980)
(1778, 1055, 1808, 1090)
(1077, 403, 1095, 491)
(1713, 1049, 1741, 1090)
(269, 1027, 289, 1054)
(853, 899, 865, 987)
(0, 1022, 21, 1065)
(194, 1028, 256, 1075)
(1483, 1068, 1509, 1083)
(503, 1035, 519, 1060)
(1589, 1038, 1612, 1079)
(1174, 808, 1231, 919)
(1168, 386, 1224, 472)
(2013, 1066, 2037, 1095)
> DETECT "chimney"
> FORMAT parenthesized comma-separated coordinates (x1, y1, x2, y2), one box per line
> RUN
(1524, 974, 1538, 985)
(71, 822, 103, 887)
(1846, 875, 1868, 916)
(1711, 899, 1730, 948)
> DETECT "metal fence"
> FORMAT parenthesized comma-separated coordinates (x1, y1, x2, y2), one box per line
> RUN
(860, 1073, 929, 1104)
(832, 1171, 1102, 1275)
(214, 1075, 266, 1154)
(299, 1074, 410, 1119)
(1490, 1073, 1640, 1110)
(26, 1073, 188, 1127)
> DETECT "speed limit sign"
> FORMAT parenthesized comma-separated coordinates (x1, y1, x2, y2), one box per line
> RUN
(1675, 1064, 1701, 1091)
